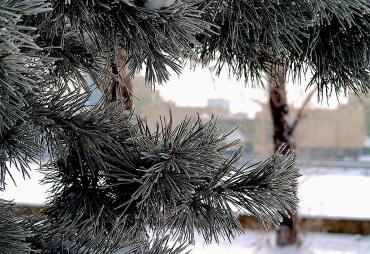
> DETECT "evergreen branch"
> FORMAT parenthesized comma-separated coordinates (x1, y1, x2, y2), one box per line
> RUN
(0, 121, 41, 189)
(108, 116, 299, 244)
(45, 0, 214, 85)
(0, 0, 51, 188)
(0, 199, 32, 254)
(35, 29, 108, 91)
(0, 0, 50, 54)
(38, 111, 299, 251)
(160, 145, 299, 244)
(218, 146, 299, 227)
(140, 235, 189, 254)
(305, 0, 370, 96)
(197, 0, 370, 95)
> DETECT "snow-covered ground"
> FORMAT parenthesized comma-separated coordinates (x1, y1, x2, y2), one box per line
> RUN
(115, 231, 370, 254)
(298, 172, 370, 220)
(183, 231, 370, 254)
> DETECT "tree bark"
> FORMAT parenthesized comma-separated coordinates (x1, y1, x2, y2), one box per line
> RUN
(115, 52, 133, 110)
(99, 52, 133, 109)
(268, 65, 299, 246)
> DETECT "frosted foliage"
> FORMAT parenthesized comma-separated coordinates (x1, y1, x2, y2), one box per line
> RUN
(144, 0, 176, 9)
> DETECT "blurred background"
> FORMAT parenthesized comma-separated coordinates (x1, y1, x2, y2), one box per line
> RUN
(2, 65, 370, 253)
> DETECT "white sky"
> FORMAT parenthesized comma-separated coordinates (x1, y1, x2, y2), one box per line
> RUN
(155, 65, 348, 118)
(0, 163, 50, 205)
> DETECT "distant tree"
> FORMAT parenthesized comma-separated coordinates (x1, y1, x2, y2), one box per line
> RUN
(1, 0, 370, 253)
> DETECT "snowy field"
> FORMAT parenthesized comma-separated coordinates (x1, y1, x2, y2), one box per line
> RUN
(298, 171, 370, 220)
(113, 231, 370, 254)
(174, 231, 370, 254)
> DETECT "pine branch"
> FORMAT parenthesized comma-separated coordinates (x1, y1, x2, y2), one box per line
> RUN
(161, 145, 299, 244)
(0, 199, 32, 254)
(35, 110, 299, 252)
(35, 28, 108, 92)
(0, 121, 41, 189)
(218, 146, 299, 227)
(108, 116, 299, 245)
(197, 0, 370, 95)
(305, 0, 370, 96)
(44, 0, 213, 85)
(0, 0, 51, 188)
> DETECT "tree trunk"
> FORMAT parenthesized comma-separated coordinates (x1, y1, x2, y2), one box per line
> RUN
(268, 65, 299, 246)
(100, 52, 133, 109)
(115, 52, 133, 110)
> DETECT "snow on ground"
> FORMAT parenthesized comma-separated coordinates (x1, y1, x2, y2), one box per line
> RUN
(115, 231, 370, 254)
(298, 173, 370, 220)
(301, 167, 370, 177)
(183, 231, 370, 254)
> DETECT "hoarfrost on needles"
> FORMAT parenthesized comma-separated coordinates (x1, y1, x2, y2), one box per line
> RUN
(144, 0, 176, 10)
